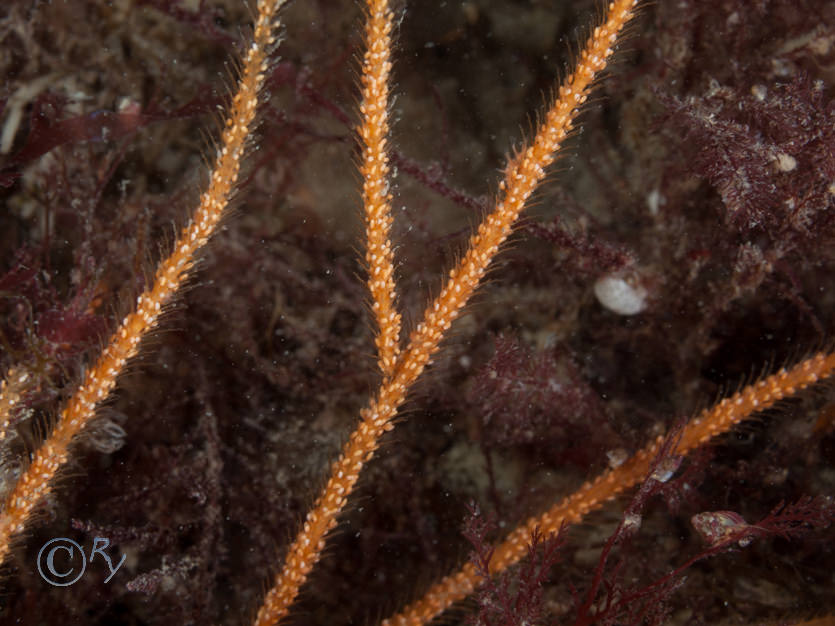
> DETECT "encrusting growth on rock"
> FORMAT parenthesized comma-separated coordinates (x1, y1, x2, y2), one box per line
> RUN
(0, 0, 288, 566)
(383, 351, 835, 625)
(253, 0, 641, 624)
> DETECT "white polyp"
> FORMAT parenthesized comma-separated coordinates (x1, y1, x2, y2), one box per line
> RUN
(774, 152, 797, 172)
(593, 275, 648, 315)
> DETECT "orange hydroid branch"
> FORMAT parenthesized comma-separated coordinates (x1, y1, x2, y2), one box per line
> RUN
(384, 351, 835, 626)
(252, 1, 640, 624)
(0, 0, 287, 565)
(359, 0, 401, 377)
(403, 0, 639, 375)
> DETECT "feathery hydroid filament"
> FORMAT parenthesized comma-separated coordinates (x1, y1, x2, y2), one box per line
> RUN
(0, 0, 287, 565)
(384, 351, 835, 625)
(359, 0, 401, 377)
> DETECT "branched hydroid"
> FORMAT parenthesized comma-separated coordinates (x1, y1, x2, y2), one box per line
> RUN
(254, 1, 640, 624)
(1, 0, 833, 623)
(0, 0, 288, 566)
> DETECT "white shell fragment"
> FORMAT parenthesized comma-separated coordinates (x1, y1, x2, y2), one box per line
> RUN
(594, 275, 648, 315)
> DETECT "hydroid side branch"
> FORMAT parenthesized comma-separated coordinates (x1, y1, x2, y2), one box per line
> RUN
(252, 2, 401, 620)
(404, 0, 640, 373)
(253, 1, 639, 624)
(384, 351, 835, 626)
(0, 0, 287, 565)
(359, 0, 401, 377)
